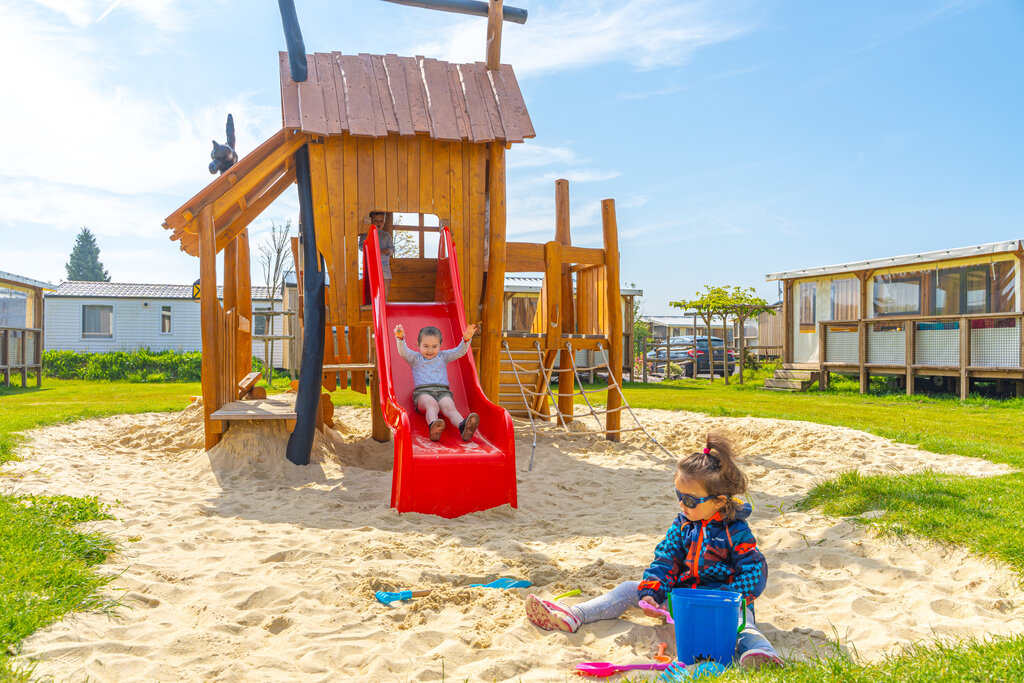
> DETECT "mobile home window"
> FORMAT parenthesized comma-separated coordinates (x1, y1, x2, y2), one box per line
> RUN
(830, 278, 859, 321)
(873, 273, 922, 316)
(992, 261, 1016, 313)
(798, 283, 816, 333)
(82, 305, 113, 338)
(254, 308, 270, 336)
(161, 305, 172, 333)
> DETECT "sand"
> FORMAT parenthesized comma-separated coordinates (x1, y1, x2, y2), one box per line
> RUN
(4, 401, 1023, 682)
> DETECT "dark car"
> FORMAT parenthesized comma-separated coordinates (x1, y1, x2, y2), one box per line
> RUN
(683, 337, 736, 377)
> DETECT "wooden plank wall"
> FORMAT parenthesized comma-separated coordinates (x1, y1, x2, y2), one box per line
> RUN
(308, 133, 489, 392)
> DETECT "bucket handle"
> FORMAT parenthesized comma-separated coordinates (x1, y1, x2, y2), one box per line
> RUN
(737, 598, 747, 633)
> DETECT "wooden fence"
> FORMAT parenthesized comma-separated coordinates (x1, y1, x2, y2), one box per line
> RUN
(1, 327, 42, 387)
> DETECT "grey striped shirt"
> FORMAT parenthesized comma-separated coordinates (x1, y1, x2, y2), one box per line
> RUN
(397, 338, 468, 388)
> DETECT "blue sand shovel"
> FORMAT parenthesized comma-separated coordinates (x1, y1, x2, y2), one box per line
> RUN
(375, 578, 532, 605)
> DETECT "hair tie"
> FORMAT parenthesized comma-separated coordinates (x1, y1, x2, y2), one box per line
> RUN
(703, 447, 711, 455)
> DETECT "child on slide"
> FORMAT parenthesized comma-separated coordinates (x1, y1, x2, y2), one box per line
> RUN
(393, 323, 480, 442)
(524, 431, 783, 669)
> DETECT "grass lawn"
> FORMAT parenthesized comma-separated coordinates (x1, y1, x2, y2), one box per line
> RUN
(3, 376, 1024, 680)
(0, 379, 200, 680)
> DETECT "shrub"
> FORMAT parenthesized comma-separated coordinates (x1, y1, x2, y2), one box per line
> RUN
(42, 348, 205, 382)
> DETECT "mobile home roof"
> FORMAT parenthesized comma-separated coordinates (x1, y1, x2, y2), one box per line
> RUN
(765, 240, 1022, 282)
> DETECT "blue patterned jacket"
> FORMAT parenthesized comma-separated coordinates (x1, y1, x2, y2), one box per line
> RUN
(638, 501, 767, 605)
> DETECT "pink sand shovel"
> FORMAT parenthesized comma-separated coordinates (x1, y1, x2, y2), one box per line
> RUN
(575, 662, 672, 677)
(643, 604, 675, 624)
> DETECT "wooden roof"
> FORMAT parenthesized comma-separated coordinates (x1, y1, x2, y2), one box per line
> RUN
(280, 52, 535, 143)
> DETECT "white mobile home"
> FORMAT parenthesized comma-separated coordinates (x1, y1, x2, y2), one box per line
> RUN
(45, 282, 287, 366)
(765, 240, 1023, 397)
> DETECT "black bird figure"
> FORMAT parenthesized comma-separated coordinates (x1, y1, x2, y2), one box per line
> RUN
(209, 113, 238, 175)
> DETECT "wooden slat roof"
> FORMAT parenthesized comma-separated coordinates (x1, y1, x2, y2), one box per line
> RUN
(280, 52, 535, 143)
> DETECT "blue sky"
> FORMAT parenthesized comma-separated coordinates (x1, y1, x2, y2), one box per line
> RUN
(1, 0, 1021, 315)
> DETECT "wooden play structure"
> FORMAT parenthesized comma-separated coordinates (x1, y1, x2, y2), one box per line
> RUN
(160, 0, 629, 516)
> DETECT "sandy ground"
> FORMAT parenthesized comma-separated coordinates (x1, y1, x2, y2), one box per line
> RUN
(4, 402, 1023, 682)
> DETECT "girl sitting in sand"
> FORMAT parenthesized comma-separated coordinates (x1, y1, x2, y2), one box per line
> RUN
(394, 323, 480, 442)
(524, 431, 782, 669)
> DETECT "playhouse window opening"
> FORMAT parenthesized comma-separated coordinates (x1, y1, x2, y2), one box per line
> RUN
(82, 304, 113, 339)
(392, 212, 440, 258)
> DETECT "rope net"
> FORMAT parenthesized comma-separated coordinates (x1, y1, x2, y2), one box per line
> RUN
(501, 341, 675, 462)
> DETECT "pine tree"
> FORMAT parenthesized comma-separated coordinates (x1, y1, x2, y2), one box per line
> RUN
(65, 227, 111, 282)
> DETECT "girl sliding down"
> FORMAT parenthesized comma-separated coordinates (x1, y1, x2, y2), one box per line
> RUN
(524, 431, 782, 669)
(394, 323, 480, 441)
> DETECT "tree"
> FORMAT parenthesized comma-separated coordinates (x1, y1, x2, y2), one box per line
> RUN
(391, 213, 419, 257)
(671, 285, 732, 383)
(257, 220, 293, 384)
(728, 286, 775, 384)
(65, 227, 110, 282)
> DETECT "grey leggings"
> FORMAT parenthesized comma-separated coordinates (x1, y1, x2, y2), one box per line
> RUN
(569, 581, 777, 658)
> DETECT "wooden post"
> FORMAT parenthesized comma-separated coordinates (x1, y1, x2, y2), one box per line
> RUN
(818, 321, 826, 391)
(224, 237, 239, 387)
(721, 314, 729, 385)
(237, 230, 253, 383)
(480, 142, 506, 402)
(602, 199, 623, 442)
(486, 0, 504, 70)
(858, 271, 870, 394)
(737, 313, 745, 385)
(544, 239, 562, 351)
(555, 179, 575, 421)
(198, 205, 222, 450)
(2, 329, 8, 386)
(783, 281, 793, 366)
(959, 316, 969, 400)
(642, 335, 648, 383)
(905, 320, 915, 396)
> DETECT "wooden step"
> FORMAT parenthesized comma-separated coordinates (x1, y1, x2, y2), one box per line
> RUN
(773, 369, 817, 380)
(763, 378, 816, 391)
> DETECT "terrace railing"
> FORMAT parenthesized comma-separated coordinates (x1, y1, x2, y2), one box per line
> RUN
(1, 326, 42, 387)
(818, 312, 1024, 398)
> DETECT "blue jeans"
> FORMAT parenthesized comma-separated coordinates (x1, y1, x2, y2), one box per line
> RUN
(571, 581, 777, 660)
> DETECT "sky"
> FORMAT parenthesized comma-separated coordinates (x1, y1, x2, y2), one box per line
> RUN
(1, 0, 1022, 315)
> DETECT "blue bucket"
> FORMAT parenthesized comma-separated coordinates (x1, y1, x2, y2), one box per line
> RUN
(669, 588, 745, 666)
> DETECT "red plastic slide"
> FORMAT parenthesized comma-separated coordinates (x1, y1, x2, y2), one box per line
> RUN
(362, 226, 517, 517)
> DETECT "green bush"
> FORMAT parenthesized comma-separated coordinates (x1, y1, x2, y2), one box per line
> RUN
(42, 349, 205, 382)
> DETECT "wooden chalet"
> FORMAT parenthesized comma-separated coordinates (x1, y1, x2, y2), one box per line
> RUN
(765, 240, 1023, 397)
(0, 271, 52, 387)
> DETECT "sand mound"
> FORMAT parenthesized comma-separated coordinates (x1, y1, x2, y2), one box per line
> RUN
(3, 403, 1021, 682)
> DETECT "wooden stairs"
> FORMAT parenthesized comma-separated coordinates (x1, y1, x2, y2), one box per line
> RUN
(762, 364, 819, 392)
(498, 346, 554, 418)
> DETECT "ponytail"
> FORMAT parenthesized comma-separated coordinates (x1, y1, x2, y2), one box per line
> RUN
(676, 430, 747, 521)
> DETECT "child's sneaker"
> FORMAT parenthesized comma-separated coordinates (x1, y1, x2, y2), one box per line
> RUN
(429, 419, 445, 441)
(738, 649, 783, 669)
(459, 413, 480, 441)
(524, 594, 582, 633)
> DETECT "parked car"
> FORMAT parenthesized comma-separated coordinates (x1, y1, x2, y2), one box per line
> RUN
(684, 337, 736, 377)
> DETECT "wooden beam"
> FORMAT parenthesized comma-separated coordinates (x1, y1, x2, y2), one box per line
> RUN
(959, 316, 970, 400)
(544, 241, 562, 350)
(198, 205, 223, 450)
(480, 142, 507, 402)
(555, 179, 575, 421)
(486, 0, 504, 70)
(215, 165, 296, 253)
(602, 199, 623, 441)
(905, 319, 915, 396)
(505, 241, 545, 272)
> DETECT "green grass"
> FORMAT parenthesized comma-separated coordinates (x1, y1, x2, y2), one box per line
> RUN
(0, 494, 117, 682)
(0, 379, 203, 464)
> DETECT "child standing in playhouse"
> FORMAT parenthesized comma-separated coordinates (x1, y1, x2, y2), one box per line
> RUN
(524, 432, 783, 669)
(394, 323, 480, 442)
(359, 211, 395, 299)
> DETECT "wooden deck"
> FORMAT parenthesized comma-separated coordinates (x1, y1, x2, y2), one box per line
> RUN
(210, 395, 297, 421)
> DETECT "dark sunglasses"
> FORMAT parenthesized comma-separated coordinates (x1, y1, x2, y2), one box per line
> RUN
(675, 489, 718, 508)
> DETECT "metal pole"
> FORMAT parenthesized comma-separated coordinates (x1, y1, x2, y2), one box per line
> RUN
(379, 0, 528, 24)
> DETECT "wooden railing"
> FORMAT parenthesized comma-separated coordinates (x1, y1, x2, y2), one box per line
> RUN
(1, 326, 42, 387)
(818, 312, 1024, 398)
